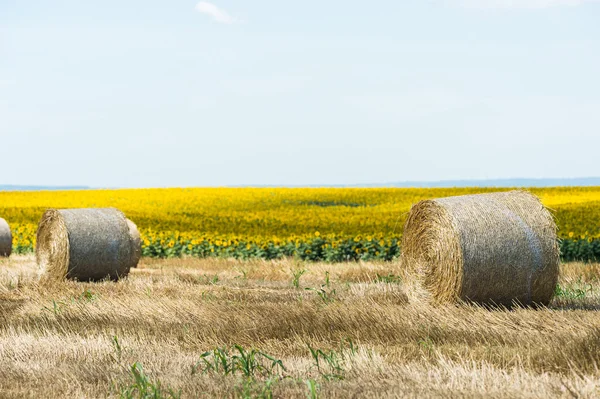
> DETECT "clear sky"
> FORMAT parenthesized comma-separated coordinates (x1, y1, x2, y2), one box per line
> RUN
(1, 0, 599, 187)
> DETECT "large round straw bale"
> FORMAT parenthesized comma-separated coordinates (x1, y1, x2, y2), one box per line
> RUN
(0, 218, 11, 257)
(126, 218, 142, 268)
(36, 208, 135, 281)
(401, 190, 560, 307)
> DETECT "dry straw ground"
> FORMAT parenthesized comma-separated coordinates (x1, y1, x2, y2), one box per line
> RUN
(1, 256, 600, 398)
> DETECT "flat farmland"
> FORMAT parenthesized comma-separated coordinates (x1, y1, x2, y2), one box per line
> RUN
(1, 256, 599, 398)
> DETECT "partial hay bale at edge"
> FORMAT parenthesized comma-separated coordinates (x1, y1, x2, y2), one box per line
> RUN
(126, 218, 142, 268)
(0, 218, 11, 257)
(401, 190, 560, 307)
(36, 208, 136, 281)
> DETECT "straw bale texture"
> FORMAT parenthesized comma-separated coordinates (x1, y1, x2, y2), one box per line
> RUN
(36, 208, 135, 281)
(126, 219, 142, 268)
(401, 190, 560, 307)
(0, 218, 11, 257)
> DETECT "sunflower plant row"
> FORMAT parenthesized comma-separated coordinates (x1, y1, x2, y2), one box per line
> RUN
(140, 231, 401, 262)
(2, 187, 600, 262)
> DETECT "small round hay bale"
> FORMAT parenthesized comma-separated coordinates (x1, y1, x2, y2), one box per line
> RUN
(36, 208, 134, 281)
(401, 190, 559, 307)
(126, 218, 142, 268)
(0, 218, 12, 257)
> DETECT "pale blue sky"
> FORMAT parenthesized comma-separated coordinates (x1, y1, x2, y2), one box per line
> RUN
(1, 0, 599, 187)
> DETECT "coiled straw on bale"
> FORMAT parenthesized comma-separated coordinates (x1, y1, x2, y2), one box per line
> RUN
(401, 191, 560, 307)
(0, 218, 11, 257)
(36, 208, 141, 281)
(126, 218, 142, 268)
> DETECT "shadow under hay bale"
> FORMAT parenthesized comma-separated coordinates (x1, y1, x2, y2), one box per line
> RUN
(0, 218, 11, 257)
(401, 190, 560, 307)
(36, 208, 141, 281)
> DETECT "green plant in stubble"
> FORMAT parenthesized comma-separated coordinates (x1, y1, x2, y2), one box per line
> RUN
(79, 289, 97, 301)
(237, 376, 278, 399)
(193, 347, 233, 375)
(307, 339, 357, 381)
(305, 271, 338, 303)
(554, 283, 591, 299)
(291, 268, 307, 289)
(418, 337, 435, 355)
(112, 335, 123, 362)
(235, 269, 249, 280)
(235, 345, 281, 378)
(305, 379, 319, 399)
(119, 362, 181, 399)
(200, 291, 216, 301)
(191, 345, 286, 378)
(305, 286, 336, 304)
(42, 299, 66, 316)
(193, 346, 285, 399)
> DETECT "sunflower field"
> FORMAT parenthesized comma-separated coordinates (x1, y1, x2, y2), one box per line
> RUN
(1, 187, 599, 261)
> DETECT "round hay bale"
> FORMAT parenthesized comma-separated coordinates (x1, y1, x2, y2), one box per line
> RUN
(0, 218, 12, 257)
(36, 208, 134, 281)
(401, 190, 560, 307)
(126, 218, 142, 268)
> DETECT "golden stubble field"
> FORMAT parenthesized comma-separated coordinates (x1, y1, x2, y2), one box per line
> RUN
(1, 257, 600, 398)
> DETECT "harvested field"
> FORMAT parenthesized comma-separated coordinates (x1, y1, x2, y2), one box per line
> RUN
(1, 256, 600, 398)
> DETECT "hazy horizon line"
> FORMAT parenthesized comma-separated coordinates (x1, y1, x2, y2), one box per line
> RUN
(2, 177, 600, 191)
